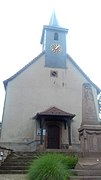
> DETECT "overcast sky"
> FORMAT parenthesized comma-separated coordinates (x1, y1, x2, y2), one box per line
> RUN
(0, 0, 101, 121)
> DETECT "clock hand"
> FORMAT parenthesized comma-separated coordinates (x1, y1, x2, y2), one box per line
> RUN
(55, 45, 60, 50)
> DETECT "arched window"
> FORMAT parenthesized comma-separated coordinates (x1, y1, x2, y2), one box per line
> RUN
(54, 32, 58, 40)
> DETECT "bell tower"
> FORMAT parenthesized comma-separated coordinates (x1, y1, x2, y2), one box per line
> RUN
(40, 11, 68, 69)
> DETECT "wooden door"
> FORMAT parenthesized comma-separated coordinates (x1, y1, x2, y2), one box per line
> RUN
(47, 125, 60, 149)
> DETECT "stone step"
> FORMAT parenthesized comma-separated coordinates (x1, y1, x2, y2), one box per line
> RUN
(8, 152, 38, 157)
(0, 152, 35, 174)
(2, 161, 31, 166)
(0, 174, 27, 180)
(71, 169, 101, 176)
(0, 170, 28, 174)
(0, 166, 28, 170)
(4, 159, 33, 163)
(69, 176, 101, 180)
(13, 152, 36, 155)
(4, 158, 29, 162)
(7, 156, 36, 160)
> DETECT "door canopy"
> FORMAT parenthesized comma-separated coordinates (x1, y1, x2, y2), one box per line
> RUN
(34, 106, 75, 119)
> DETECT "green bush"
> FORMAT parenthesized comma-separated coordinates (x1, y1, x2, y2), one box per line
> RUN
(61, 155, 78, 169)
(28, 153, 78, 180)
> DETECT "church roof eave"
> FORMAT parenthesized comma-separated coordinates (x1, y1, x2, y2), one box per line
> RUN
(3, 51, 45, 90)
(67, 54, 101, 94)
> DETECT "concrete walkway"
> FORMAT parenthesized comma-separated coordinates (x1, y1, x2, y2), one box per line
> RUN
(0, 174, 27, 180)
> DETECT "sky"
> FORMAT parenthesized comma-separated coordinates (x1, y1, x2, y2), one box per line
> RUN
(0, 0, 101, 121)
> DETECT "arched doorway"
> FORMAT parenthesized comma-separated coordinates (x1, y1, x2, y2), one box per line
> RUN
(47, 125, 60, 149)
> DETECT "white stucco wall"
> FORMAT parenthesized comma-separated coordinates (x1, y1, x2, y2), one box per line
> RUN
(0, 54, 99, 146)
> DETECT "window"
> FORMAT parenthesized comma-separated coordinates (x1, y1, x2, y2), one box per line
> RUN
(54, 33, 58, 41)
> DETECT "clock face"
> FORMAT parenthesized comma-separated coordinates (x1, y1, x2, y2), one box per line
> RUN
(50, 44, 61, 53)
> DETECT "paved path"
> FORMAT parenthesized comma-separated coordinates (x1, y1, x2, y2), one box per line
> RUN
(0, 174, 27, 180)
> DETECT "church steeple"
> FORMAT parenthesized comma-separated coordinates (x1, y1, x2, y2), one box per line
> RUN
(41, 11, 68, 69)
(49, 10, 59, 27)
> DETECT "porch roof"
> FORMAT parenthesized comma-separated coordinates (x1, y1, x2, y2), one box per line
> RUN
(34, 107, 75, 119)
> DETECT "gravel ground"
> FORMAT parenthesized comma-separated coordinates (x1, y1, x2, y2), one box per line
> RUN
(0, 174, 27, 180)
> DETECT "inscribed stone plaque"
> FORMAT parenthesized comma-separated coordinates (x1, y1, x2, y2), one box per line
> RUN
(82, 83, 99, 125)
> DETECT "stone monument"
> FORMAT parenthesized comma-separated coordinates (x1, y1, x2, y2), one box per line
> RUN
(79, 83, 101, 155)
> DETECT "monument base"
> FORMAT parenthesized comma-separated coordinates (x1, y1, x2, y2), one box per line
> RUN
(79, 125, 101, 155)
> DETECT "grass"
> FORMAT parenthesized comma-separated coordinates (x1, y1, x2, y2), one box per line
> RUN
(28, 153, 78, 180)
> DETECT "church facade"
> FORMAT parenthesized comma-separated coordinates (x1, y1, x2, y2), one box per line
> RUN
(0, 12, 100, 152)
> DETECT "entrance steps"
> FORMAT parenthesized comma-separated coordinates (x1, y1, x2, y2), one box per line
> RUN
(70, 176, 101, 180)
(0, 152, 38, 174)
(0, 151, 101, 180)
(70, 170, 101, 179)
(69, 156, 101, 180)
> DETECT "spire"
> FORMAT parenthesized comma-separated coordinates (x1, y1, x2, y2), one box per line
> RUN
(49, 10, 59, 27)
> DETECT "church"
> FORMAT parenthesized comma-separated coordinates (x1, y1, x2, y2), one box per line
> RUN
(0, 11, 101, 152)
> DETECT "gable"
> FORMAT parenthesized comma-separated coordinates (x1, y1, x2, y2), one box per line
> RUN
(3, 51, 101, 94)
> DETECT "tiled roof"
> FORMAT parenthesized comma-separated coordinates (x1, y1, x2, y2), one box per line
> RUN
(36, 106, 75, 118)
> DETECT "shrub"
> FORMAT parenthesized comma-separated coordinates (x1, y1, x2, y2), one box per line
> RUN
(61, 155, 78, 169)
(28, 153, 78, 180)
